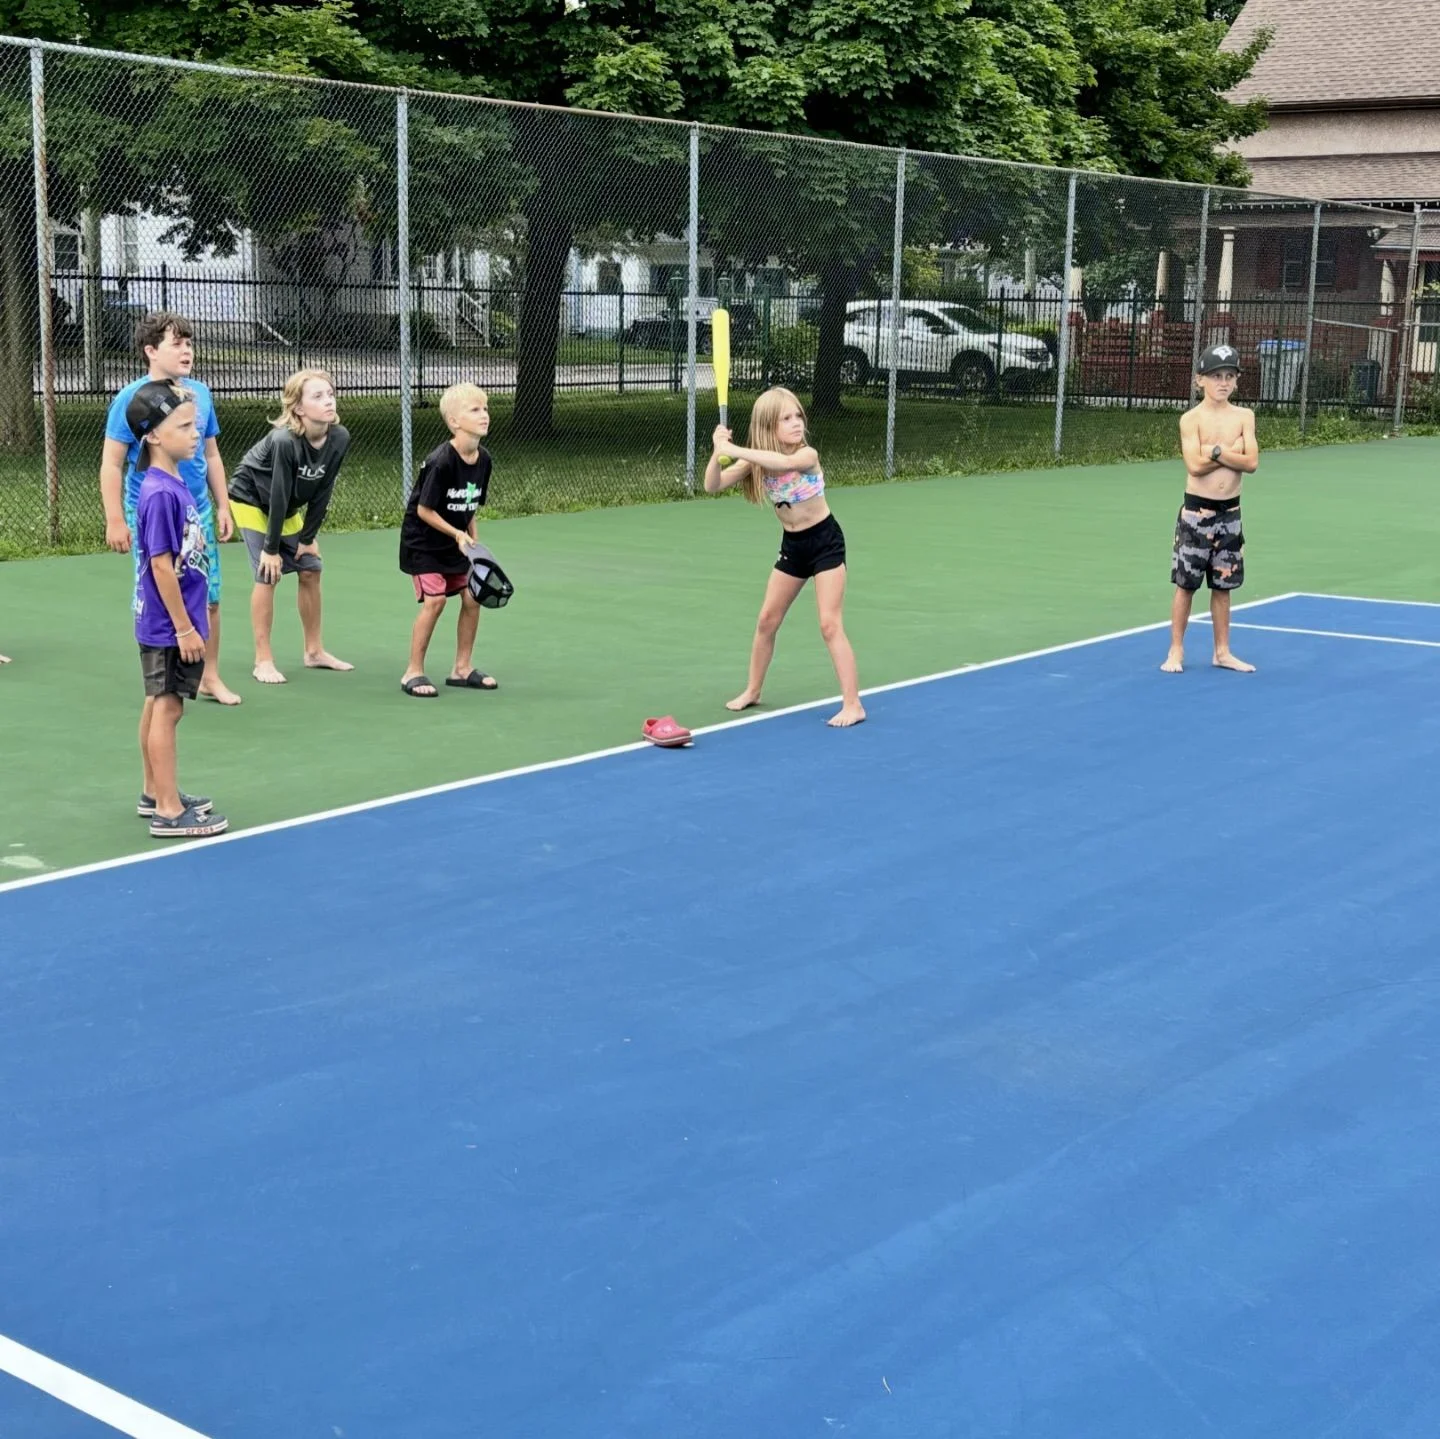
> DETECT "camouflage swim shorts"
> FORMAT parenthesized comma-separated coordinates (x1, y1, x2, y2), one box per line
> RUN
(1171, 494, 1244, 592)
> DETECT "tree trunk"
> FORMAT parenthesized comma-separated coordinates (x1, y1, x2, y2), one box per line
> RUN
(511, 190, 573, 441)
(0, 192, 36, 452)
(809, 261, 857, 417)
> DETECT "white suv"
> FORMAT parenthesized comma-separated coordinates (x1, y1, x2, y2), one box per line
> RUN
(840, 300, 1054, 394)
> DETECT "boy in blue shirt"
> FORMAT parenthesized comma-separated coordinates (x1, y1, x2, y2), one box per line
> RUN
(100, 310, 240, 707)
(129, 380, 228, 839)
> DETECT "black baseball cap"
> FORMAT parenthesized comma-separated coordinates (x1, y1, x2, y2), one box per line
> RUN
(1198, 344, 1241, 375)
(463, 542, 515, 609)
(125, 379, 192, 438)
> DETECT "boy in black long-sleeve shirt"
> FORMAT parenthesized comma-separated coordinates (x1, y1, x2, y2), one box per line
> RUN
(228, 368, 352, 685)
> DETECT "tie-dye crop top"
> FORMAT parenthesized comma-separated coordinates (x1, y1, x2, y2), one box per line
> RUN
(762, 468, 826, 507)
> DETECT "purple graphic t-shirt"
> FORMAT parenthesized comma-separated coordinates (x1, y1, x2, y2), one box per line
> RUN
(134, 467, 211, 648)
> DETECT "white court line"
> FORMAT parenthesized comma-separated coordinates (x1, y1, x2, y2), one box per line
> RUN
(1296, 592, 1440, 611)
(1227, 622, 1440, 649)
(0, 1335, 213, 1439)
(0, 592, 1301, 899)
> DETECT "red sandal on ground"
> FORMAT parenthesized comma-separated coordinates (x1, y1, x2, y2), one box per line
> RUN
(642, 716, 692, 748)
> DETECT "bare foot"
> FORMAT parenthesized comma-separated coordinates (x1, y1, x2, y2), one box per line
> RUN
(1160, 649, 1184, 673)
(1213, 652, 1256, 673)
(253, 660, 287, 684)
(725, 689, 761, 712)
(304, 651, 354, 672)
(827, 702, 867, 728)
(199, 677, 243, 706)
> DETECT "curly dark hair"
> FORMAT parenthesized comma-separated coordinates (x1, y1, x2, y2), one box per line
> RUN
(133, 310, 194, 357)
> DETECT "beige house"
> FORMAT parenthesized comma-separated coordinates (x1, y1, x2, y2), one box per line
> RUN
(1218, 0, 1439, 381)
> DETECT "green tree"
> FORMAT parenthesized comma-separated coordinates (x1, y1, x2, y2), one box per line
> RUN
(0, 1, 404, 448)
(359, 0, 1131, 420)
(0, 2, 525, 448)
(0, 43, 38, 448)
(361, 0, 1267, 418)
(1063, 0, 1270, 186)
(1207, 0, 1247, 24)
(2, 0, 1270, 435)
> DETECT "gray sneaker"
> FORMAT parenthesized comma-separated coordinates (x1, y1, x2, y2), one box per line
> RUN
(137, 791, 213, 818)
(149, 804, 229, 840)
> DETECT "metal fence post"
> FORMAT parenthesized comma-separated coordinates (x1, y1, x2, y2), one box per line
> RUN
(415, 269, 425, 400)
(884, 148, 906, 481)
(396, 89, 413, 498)
(1189, 186, 1211, 378)
(1297, 202, 1323, 434)
(1394, 202, 1424, 433)
(684, 123, 699, 494)
(30, 41, 59, 546)
(82, 204, 103, 394)
(1053, 172, 1077, 457)
(761, 290, 773, 389)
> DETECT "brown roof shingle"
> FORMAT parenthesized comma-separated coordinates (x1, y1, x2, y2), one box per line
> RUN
(1225, 0, 1440, 107)
(1243, 154, 1440, 204)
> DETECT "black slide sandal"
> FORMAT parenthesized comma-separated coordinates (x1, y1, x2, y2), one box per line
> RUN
(401, 675, 438, 697)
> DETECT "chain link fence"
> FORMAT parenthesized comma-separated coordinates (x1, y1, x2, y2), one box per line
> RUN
(2, 33, 1435, 556)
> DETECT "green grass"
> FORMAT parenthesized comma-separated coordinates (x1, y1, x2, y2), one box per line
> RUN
(1, 388, 1418, 560)
(2, 433, 1438, 882)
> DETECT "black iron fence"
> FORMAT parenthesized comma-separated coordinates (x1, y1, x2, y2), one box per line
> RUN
(40, 274, 1419, 412)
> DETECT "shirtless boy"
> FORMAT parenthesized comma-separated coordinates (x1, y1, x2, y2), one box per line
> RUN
(1162, 343, 1259, 674)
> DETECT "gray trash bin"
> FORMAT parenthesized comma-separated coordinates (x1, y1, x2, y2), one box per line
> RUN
(1350, 357, 1381, 406)
(1257, 339, 1306, 402)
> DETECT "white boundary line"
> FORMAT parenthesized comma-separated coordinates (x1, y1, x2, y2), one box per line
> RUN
(0, 1334, 213, 1439)
(1296, 591, 1440, 611)
(1, 593, 1303, 899)
(1227, 622, 1440, 649)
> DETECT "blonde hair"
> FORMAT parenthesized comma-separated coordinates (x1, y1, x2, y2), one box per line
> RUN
(739, 387, 808, 506)
(439, 382, 489, 431)
(271, 368, 336, 435)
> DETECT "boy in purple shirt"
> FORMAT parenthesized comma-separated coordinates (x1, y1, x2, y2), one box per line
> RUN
(129, 380, 229, 838)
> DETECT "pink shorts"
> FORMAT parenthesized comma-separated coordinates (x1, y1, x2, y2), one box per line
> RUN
(412, 572, 468, 602)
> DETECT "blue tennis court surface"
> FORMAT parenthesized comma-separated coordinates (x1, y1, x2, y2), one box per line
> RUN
(4, 593, 1440, 1439)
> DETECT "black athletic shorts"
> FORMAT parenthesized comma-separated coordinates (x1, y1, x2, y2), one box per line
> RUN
(775, 514, 847, 580)
(140, 644, 203, 700)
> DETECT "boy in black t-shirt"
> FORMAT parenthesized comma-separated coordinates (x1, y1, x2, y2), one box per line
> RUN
(399, 383, 497, 696)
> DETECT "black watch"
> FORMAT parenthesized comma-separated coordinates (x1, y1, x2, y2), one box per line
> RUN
(1211, 443, 1223, 461)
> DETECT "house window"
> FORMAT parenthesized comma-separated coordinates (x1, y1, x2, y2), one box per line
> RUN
(596, 260, 622, 295)
(1420, 260, 1440, 346)
(53, 231, 80, 271)
(120, 216, 140, 274)
(1282, 234, 1337, 291)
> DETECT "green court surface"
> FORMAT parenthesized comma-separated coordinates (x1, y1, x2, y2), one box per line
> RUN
(2, 434, 1437, 883)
